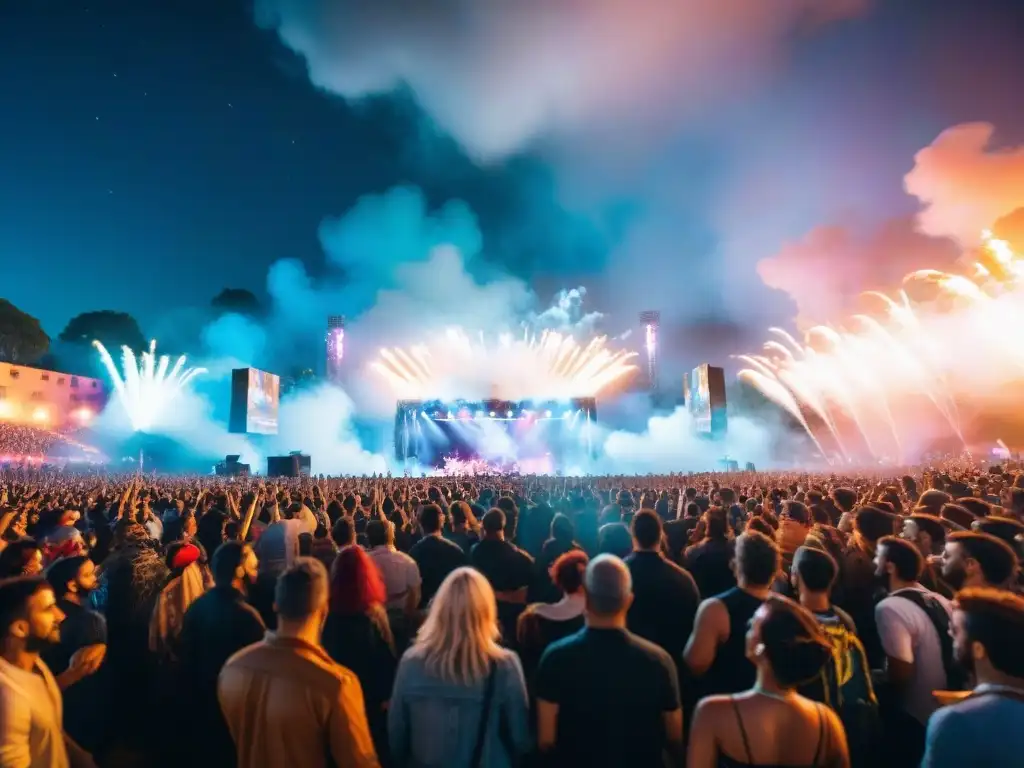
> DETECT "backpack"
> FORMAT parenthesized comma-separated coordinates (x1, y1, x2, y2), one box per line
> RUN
(801, 612, 881, 765)
(892, 588, 968, 691)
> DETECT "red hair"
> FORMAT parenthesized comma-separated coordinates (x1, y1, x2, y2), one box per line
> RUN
(329, 546, 387, 615)
(551, 550, 589, 594)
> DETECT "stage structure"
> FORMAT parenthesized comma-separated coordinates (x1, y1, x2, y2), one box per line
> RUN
(639, 310, 660, 392)
(326, 316, 345, 384)
(394, 398, 598, 472)
(688, 364, 728, 438)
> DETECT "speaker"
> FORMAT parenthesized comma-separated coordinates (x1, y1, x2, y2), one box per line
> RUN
(216, 455, 250, 477)
(745, 462, 756, 472)
(267, 454, 312, 478)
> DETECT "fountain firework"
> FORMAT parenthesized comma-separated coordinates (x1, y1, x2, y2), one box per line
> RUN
(94, 340, 207, 432)
(373, 328, 637, 401)
(739, 231, 1024, 463)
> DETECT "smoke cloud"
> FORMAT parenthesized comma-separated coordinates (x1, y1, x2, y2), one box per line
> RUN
(905, 122, 1024, 244)
(600, 407, 773, 474)
(756, 217, 959, 329)
(255, 0, 868, 161)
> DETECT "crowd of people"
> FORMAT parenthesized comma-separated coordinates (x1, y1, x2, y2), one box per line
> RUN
(0, 424, 102, 463)
(1, 464, 1023, 767)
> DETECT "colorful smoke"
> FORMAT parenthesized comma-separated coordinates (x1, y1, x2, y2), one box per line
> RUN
(738, 231, 1024, 463)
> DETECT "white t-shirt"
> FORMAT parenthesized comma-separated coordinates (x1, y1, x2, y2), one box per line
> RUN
(875, 586, 954, 724)
(0, 656, 69, 768)
(367, 545, 421, 610)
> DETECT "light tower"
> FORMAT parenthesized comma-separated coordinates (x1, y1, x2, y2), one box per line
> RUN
(326, 316, 345, 384)
(639, 310, 660, 392)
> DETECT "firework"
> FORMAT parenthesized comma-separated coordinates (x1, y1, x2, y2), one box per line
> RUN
(739, 231, 1024, 462)
(94, 339, 207, 432)
(372, 328, 637, 400)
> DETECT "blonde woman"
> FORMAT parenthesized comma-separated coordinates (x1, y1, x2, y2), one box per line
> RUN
(389, 567, 530, 768)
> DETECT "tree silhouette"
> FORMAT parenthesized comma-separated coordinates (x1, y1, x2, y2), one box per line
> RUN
(59, 310, 147, 352)
(0, 299, 49, 364)
(211, 288, 263, 318)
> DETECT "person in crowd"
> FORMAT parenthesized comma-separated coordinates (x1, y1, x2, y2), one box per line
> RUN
(517, 550, 588, 677)
(873, 535, 958, 767)
(625, 510, 700, 678)
(42, 556, 108, 757)
(776, 500, 813, 574)
(664, 500, 701, 562)
(322, 545, 397, 762)
(901, 513, 954, 597)
(834, 505, 895, 669)
(531, 512, 581, 603)
(685, 531, 779, 698)
(921, 588, 1024, 767)
(149, 540, 207, 661)
(470, 508, 533, 644)
(687, 594, 850, 768)
(0, 575, 97, 768)
(940, 530, 1019, 590)
(597, 521, 633, 558)
(388, 567, 530, 768)
(682, 507, 735, 599)
(444, 500, 479, 555)
(332, 515, 357, 549)
(408, 503, 466, 608)
(366, 519, 422, 621)
(535, 554, 684, 767)
(218, 557, 380, 768)
(791, 546, 879, 764)
(177, 541, 265, 768)
(0, 537, 44, 578)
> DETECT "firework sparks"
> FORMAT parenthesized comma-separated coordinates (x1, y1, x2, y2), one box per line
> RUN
(94, 339, 206, 432)
(739, 231, 1024, 462)
(372, 328, 637, 400)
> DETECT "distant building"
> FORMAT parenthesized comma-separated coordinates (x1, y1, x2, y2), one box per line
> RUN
(0, 363, 105, 429)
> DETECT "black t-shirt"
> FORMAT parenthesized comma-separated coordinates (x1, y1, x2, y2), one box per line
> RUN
(683, 538, 736, 599)
(470, 537, 533, 593)
(624, 551, 701, 660)
(409, 534, 467, 607)
(535, 626, 681, 768)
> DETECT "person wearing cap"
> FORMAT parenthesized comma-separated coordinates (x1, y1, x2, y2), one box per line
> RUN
(535, 554, 684, 768)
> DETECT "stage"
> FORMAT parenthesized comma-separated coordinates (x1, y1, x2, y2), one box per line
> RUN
(394, 398, 598, 472)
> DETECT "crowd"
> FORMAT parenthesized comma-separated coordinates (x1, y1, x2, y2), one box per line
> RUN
(0, 424, 101, 462)
(1, 464, 1023, 767)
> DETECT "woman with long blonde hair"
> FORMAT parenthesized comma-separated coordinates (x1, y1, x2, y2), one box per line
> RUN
(389, 567, 530, 768)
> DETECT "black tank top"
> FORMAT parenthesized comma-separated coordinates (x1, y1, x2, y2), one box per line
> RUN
(703, 587, 765, 696)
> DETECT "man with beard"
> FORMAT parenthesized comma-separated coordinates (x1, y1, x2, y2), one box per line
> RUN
(178, 541, 265, 768)
(921, 588, 1024, 767)
(873, 536, 958, 767)
(0, 575, 96, 767)
(941, 531, 1018, 591)
(43, 557, 108, 757)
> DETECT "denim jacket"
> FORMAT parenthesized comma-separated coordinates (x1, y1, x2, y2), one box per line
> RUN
(388, 647, 531, 768)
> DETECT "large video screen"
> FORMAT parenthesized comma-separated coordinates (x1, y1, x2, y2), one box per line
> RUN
(690, 365, 712, 433)
(229, 367, 280, 435)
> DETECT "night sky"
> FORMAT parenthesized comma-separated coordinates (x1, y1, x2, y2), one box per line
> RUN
(3, 0, 1024, 371)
